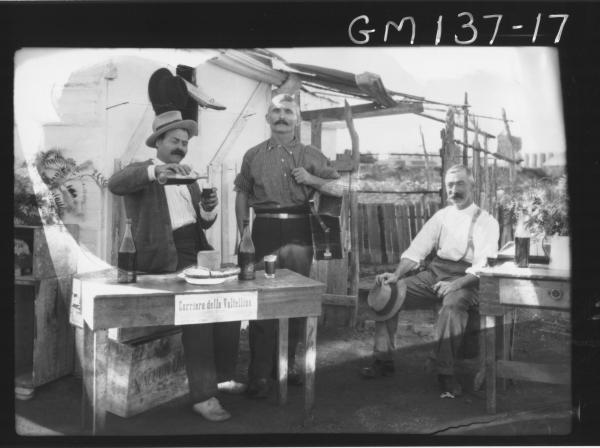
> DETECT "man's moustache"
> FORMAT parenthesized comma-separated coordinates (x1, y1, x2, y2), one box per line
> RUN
(275, 120, 288, 125)
(171, 149, 185, 157)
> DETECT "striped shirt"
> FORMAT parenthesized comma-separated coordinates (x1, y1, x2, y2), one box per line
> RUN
(147, 159, 216, 230)
(234, 138, 340, 210)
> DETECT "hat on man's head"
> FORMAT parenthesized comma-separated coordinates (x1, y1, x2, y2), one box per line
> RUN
(366, 279, 407, 321)
(146, 110, 198, 148)
(148, 68, 189, 115)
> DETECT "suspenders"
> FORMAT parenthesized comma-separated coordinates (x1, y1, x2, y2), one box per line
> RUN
(459, 207, 482, 262)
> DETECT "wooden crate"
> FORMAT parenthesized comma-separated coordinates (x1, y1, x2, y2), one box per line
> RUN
(15, 277, 75, 389)
(106, 329, 189, 418)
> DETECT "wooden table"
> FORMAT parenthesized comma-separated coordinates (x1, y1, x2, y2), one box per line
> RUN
(74, 268, 325, 434)
(476, 261, 570, 413)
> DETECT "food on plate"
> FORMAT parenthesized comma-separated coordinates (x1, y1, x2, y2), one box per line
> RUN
(183, 265, 241, 279)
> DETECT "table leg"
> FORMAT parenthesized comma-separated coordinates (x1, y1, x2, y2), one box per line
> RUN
(484, 315, 497, 413)
(277, 318, 289, 405)
(304, 316, 317, 423)
(87, 327, 109, 435)
(81, 322, 93, 430)
(473, 315, 487, 391)
(500, 309, 516, 391)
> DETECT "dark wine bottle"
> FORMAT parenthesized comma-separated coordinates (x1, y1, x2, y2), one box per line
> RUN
(238, 219, 255, 280)
(117, 218, 137, 283)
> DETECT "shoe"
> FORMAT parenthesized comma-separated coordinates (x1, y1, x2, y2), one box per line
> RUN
(192, 397, 231, 422)
(288, 367, 303, 386)
(438, 374, 463, 398)
(245, 378, 271, 399)
(217, 380, 247, 394)
(360, 359, 395, 379)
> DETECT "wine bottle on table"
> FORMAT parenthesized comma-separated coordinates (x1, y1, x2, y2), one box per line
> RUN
(238, 219, 255, 280)
(117, 218, 137, 283)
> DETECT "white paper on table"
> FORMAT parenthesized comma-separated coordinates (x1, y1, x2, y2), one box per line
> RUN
(174, 290, 258, 325)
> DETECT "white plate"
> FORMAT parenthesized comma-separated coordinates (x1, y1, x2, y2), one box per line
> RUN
(177, 272, 238, 285)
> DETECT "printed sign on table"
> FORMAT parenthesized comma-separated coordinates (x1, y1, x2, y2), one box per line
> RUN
(174, 290, 258, 325)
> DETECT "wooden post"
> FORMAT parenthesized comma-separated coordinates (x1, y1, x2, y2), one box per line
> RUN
(440, 107, 460, 206)
(462, 93, 469, 166)
(344, 101, 360, 326)
(472, 119, 481, 206)
(419, 125, 431, 190)
(502, 108, 515, 196)
(310, 118, 322, 148)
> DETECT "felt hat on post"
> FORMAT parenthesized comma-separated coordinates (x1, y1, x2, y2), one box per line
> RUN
(145, 110, 198, 148)
(366, 280, 407, 321)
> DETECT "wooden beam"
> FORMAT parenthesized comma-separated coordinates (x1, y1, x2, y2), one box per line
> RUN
(453, 139, 522, 164)
(301, 101, 424, 122)
(418, 112, 496, 139)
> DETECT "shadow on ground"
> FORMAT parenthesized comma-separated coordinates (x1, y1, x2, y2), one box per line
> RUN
(15, 315, 572, 437)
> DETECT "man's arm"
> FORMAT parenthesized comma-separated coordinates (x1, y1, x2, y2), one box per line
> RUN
(376, 258, 419, 285)
(235, 190, 250, 235)
(291, 167, 345, 197)
(108, 162, 153, 195)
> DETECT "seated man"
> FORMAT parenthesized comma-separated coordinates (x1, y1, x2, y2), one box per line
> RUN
(361, 164, 499, 398)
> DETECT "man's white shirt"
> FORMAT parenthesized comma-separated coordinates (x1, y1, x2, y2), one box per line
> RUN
(401, 203, 500, 277)
(147, 159, 216, 231)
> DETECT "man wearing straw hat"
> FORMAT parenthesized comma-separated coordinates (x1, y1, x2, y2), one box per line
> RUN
(109, 103, 245, 421)
(361, 164, 499, 398)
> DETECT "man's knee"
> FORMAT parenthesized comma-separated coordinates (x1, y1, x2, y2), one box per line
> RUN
(441, 289, 476, 310)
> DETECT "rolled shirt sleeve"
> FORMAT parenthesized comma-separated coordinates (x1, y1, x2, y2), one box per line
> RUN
(233, 152, 254, 194)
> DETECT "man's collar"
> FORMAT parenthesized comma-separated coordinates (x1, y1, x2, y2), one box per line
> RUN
(267, 136, 300, 151)
(151, 157, 165, 166)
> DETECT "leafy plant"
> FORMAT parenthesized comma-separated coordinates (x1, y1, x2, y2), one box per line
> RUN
(500, 175, 569, 236)
(14, 148, 108, 225)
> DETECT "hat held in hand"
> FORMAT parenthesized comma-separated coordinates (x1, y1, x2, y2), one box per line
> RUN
(146, 110, 198, 148)
(367, 279, 407, 321)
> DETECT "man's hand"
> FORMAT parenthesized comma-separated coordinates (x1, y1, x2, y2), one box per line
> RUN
(201, 188, 219, 212)
(432, 280, 462, 298)
(375, 272, 399, 286)
(291, 167, 314, 185)
(155, 163, 193, 178)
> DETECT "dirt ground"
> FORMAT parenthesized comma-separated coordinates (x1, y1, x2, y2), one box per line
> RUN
(14, 305, 573, 439)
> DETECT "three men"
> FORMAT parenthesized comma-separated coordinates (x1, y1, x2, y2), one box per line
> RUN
(234, 93, 342, 398)
(108, 110, 244, 422)
(362, 164, 500, 398)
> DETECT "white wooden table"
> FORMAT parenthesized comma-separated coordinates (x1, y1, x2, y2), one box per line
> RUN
(476, 261, 570, 413)
(73, 268, 325, 434)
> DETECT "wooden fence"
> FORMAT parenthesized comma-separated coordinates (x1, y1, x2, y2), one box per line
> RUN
(358, 199, 512, 266)
(358, 200, 441, 265)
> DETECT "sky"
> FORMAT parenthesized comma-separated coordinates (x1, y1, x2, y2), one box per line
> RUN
(15, 47, 566, 162)
(273, 47, 566, 158)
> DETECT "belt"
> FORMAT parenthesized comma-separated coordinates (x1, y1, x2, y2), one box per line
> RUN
(255, 213, 307, 219)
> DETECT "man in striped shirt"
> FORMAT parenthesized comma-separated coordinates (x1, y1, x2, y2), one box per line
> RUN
(234, 94, 342, 398)
(109, 110, 244, 422)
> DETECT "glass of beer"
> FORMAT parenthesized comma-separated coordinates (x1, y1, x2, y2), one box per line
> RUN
(264, 254, 277, 278)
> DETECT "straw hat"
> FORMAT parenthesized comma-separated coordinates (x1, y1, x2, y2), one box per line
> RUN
(145, 110, 198, 148)
(367, 280, 407, 321)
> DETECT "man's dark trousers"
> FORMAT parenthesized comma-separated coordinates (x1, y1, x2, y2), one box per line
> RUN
(174, 224, 241, 403)
(247, 214, 313, 383)
(374, 256, 478, 375)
